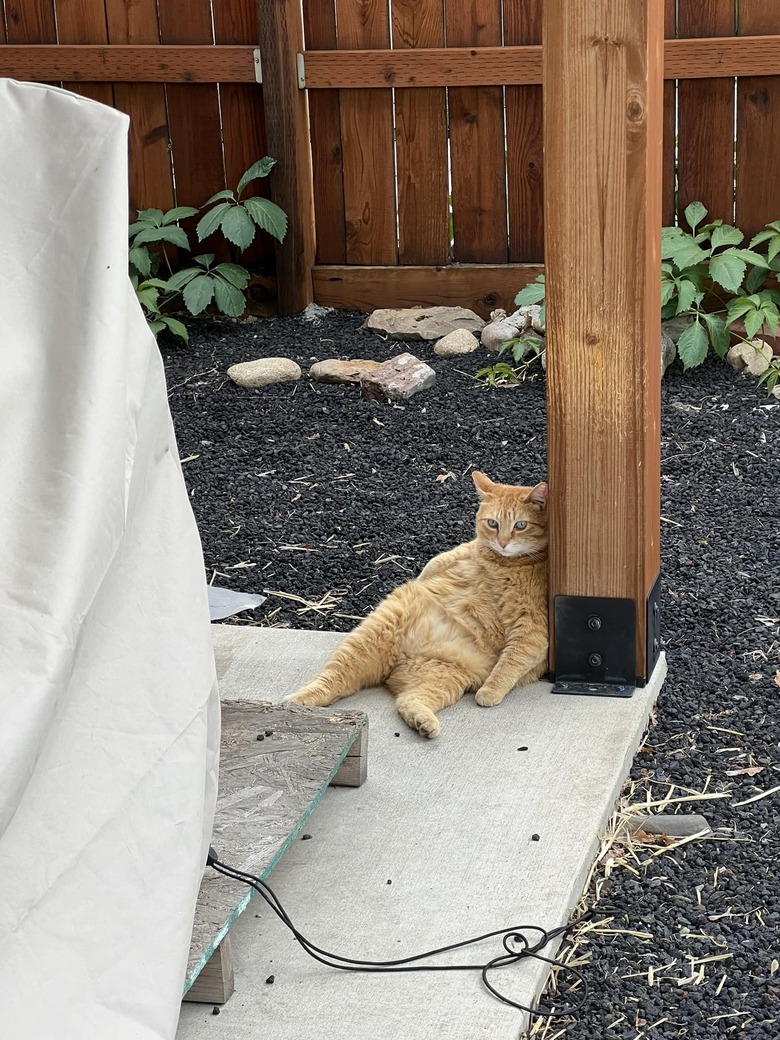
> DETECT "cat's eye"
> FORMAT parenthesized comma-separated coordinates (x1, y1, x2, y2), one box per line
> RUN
(486, 518, 499, 529)
(514, 521, 528, 531)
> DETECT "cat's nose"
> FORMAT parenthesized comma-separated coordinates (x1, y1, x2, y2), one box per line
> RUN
(498, 538, 508, 548)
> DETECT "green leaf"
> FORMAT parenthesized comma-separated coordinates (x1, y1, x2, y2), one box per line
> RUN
(141, 277, 171, 290)
(744, 308, 765, 340)
(749, 229, 775, 248)
(158, 315, 189, 343)
(132, 225, 190, 249)
(677, 319, 709, 369)
(213, 276, 247, 317)
(183, 275, 215, 316)
(162, 206, 199, 224)
(665, 236, 709, 270)
(710, 225, 744, 250)
(214, 262, 250, 289)
(709, 252, 746, 294)
(726, 297, 757, 324)
(514, 279, 546, 306)
(768, 235, 780, 263)
(165, 267, 201, 291)
(745, 265, 769, 293)
(219, 205, 257, 249)
(675, 278, 698, 315)
(147, 318, 165, 336)
(767, 221, 780, 233)
(729, 248, 770, 268)
(702, 313, 730, 359)
(129, 245, 152, 277)
(242, 197, 288, 242)
(196, 202, 233, 242)
(660, 277, 676, 307)
(539, 303, 545, 327)
(194, 253, 216, 268)
(135, 208, 164, 227)
(684, 201, 708, 232)
(135, 285, 160, 310)
(237, 157, 277, 197)
(203, 190, 236, 206)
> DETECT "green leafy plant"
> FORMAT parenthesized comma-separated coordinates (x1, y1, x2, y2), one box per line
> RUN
(128, 158, 287, 344)
(661, 202, 779, 370)
(476, 332, 545, 388)
(514, 274, 546, 326)
(509, 208, 780, 391)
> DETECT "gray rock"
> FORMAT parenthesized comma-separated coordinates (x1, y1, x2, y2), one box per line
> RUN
(433, 329, 480, 357)
(363, 306, 484, 341)
(631, 813, 712, 838)
(300, 302, 333, 325)
(661, 314, 692, 345)
(360, 353, 436, 401)
(309, 358, 383, 384)
(726, 339, 773, 377)
(481, 305, 544, 352)
(661, 325, 677, 377)
(227, 357, 301, 388)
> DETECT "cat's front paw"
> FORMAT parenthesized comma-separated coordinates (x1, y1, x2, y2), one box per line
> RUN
(475, 687, 507, 708)
(284, 689, 319, 707)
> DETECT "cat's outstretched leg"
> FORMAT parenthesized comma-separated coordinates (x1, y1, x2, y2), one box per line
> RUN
(285, 601, 400, 708)
(475, 632, 549, 707)
(386, 658, 480, 739)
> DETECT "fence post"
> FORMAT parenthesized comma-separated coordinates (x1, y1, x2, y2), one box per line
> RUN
(256, 0, 315, 314)
(543, 0, 663, 689)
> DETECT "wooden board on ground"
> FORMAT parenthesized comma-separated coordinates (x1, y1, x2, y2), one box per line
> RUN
(184, 700, 368, 998)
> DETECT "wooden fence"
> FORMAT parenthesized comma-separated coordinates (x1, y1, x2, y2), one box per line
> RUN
(3, 1, 780, 314)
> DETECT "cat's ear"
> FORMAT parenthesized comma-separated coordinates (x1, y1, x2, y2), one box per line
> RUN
(527, 482, 549, 509)
(472, 471, 496, 499)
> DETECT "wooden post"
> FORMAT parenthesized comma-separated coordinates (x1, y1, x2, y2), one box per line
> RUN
(544, 0, 663, 688)
(256, 0, 315, 314)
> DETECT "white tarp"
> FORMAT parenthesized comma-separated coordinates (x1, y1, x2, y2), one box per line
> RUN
(0, 80, 220, 1039)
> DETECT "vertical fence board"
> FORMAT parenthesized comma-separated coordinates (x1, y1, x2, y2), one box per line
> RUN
(4, 0, 58, 88)
(335, 0, 397, 264)
(106, 0, 173, 216)
(677, 1, 736, 226)
(392, 0, 448, 266)
(158, 0, 225, 217)
(544, 0, 663, 679)
(214, 0, 271, 267)
(736, 1, 780, 238)
(445, 0, 507, 264)
(55, 0, 113, 106)
(504, 0, 544, 263)
(662, 0, 676, 226)
(303, 1, 346, 264)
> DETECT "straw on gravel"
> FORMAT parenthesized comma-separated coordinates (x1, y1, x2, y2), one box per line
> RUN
(163, 311, 780, 1040)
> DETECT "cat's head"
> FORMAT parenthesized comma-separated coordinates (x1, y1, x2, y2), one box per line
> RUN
(472, 472, 548, 559)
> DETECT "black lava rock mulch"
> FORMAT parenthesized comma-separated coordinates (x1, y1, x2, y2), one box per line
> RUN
(162, 310, 779, 1040)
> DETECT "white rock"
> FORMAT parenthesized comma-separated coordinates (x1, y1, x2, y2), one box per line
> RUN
(227, 357, 301, 388)
(726, 339, 773, 377)
(363, 306, 484, 341)
(433, 329, 480, 357)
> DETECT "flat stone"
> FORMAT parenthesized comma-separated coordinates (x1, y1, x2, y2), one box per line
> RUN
(433, 329, 480, 357)
(227, 357, 301, 388)
(631, 813, 712, 838)
(726, 339, 773, 377)
(360, 353, 436, 401)
(309, 359, 382, 384)
(363, 306, 484, 341)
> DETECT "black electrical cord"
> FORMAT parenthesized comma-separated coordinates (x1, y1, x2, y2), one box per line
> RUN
(207, 848, 593, 1020)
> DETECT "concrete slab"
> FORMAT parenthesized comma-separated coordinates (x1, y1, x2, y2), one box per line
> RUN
(177, 626, 666, 1040)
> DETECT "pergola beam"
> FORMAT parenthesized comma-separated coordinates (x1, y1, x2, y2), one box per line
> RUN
(544, 0, 663, 689)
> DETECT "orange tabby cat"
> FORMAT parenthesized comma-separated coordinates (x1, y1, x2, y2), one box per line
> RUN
(285, 472, 549, 738)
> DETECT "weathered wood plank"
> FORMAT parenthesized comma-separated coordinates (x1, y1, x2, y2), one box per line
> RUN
(257, 0, 316, 311)
(677, 0, 736, 225)
(544, 0, 663, 679)
(105, 0, 173, 217)
(335, 0, 396, 265)
(214, 0, 272, 268)
(504, 0, 544, 263)
(330, 722, 368, 787)
(185, 700, 367, 994)
(736, 2, 780, 238)
(0, 44, 256, 81)
(55, 0, 113, 105)
(312, 263, 544, 318)
(445, 0, 507, 263)
(183, 938, 234, 1005)
(662, 0, 676, 226)
(392, 0, 448, 266)
(303, 0, 346, 265)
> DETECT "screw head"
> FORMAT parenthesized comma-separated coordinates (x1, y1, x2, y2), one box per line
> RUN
(588, 653, 603, 667)
(587, 615, 602, 631)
